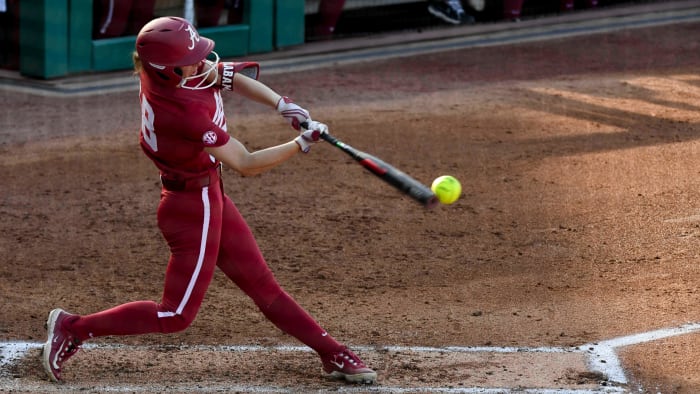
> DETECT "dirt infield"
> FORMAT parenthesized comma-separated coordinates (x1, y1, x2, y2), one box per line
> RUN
(3, 6, 700, 393)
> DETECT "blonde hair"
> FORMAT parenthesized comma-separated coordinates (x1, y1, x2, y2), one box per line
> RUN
(132, 51, 143, 74)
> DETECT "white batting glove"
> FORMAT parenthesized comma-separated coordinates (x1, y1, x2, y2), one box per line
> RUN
(276, 96, 310, 131)
(294, 121, 328, 153)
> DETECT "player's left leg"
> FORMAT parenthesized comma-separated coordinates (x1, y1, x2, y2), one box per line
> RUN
(216, 196, 377, 383)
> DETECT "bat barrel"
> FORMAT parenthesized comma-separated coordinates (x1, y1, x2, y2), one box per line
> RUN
(301, 123, 438, 209)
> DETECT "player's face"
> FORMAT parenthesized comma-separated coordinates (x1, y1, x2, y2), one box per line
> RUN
(179, 62, 201, 78)
(178, 51, 219, 90)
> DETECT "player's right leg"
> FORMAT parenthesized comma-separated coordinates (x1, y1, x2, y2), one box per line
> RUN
(42, 184, 225, 381)
(42, 308, 81, 382)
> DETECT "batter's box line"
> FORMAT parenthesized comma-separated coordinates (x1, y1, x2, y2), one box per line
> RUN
(582, 321, 700, 384)
(3, 322, 700, 391)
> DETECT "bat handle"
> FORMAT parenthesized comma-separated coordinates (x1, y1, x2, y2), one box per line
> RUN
(320, 132, 336, 144)
(300, 121, 337, 144)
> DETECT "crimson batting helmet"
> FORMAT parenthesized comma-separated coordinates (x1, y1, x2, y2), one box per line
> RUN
(136, 16, 219, 89)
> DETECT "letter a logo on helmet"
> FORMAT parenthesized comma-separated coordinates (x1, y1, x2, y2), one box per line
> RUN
(185, 25, 199, 50)
(136, 17, 217, 89)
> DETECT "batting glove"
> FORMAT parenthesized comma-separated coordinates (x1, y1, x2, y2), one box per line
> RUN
(294, 121, 328, 153)
(276, 96, 310, 131)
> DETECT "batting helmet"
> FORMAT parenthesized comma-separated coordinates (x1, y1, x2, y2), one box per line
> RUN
(135, 16, 218, 89)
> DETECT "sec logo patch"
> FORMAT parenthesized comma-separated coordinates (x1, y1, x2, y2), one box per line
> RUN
(202, 131, 217, 145)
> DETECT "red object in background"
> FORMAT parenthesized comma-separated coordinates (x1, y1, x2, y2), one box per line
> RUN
(502, 0, 524, 20)
(505, 0, 598, 21)
(93, 0, 155, 39)
(315, 0, 346, 37)
(561, 0, 598, 11)
(196, 0, 244, 28)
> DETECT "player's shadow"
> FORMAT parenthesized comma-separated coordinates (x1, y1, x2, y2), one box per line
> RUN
(511, 87, 700, 159)
(671, 76, 700, 98)
(566, 77, 700, 114)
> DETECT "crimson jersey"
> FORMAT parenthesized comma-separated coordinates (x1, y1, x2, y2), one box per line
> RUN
(138, 73, 231, 181)
(54, 16, 367, 383)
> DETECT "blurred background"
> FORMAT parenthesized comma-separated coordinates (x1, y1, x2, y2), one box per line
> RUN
(0, 0, 679, 77)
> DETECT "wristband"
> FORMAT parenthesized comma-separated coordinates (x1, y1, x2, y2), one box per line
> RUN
(294, 135, 311, 153)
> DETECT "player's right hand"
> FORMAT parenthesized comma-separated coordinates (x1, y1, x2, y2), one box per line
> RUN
(294, 121, 328, 153)
(277, 96, 310, 131)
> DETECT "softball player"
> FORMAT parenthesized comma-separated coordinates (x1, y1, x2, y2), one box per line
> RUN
(42, 16, 376, 385)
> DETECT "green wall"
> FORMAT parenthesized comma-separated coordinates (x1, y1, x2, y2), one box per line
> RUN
(19, 0, 305, 79)
(19, 0, 69, 78)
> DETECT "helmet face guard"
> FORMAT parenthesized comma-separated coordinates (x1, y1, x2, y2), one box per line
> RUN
(180, 51, 220, 90)
(136, 17, 217, 89)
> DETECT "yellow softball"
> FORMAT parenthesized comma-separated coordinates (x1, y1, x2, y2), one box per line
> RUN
(431, 175, 461, 205)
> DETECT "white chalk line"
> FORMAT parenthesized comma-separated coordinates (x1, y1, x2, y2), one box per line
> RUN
(0, 381, 626, 394)
(4, 322, 700, 392)
(0, 323, 700, 394)
(582, 322, 700, 384)
(5, 323, 700, 394)
(0, 341, 617, 393)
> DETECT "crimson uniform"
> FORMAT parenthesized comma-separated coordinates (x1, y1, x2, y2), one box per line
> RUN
(71, 54, 342, 354)
(64, 61, 345, 356)
(42, 16, 376, 385)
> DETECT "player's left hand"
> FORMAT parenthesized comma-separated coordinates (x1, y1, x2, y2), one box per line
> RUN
(294, 121, 328, 153)
(277, 96, 310, 131)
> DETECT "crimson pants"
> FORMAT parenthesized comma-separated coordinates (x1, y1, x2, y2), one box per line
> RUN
(68, 178, 342, 356)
